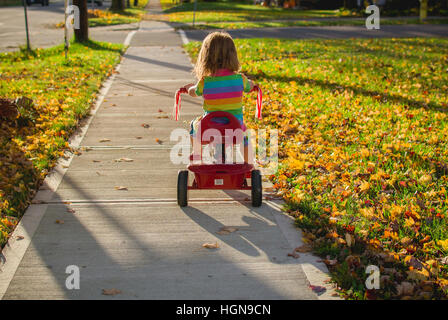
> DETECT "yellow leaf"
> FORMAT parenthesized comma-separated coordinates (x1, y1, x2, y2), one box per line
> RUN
(360, 181, 370, 193)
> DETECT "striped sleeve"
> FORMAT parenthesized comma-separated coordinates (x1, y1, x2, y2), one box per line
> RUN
(241, 74, 252, 93)
(194, 79, 204, 96)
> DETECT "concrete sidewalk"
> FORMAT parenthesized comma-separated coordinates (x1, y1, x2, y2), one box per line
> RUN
(0, 1, 335, 300)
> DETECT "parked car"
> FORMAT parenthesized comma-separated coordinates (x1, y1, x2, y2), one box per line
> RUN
(26, 0, 49, 6)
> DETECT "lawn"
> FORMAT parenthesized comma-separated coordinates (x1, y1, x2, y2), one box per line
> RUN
(185, 38, 448, 299)
(159, 0, 349, 24)
(178, 17, 448, 30)
(0, 41, 124, 248)
(157, 0, 448, 29)
(88, 0, 149, 27)
(0, 0, 21, 6)
(55, 0, 149, 28)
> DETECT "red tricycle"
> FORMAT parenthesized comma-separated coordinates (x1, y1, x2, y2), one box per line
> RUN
(173, 86, 263, 208)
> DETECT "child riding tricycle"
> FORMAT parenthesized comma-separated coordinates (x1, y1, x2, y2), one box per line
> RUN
(173, 32, 263, 207)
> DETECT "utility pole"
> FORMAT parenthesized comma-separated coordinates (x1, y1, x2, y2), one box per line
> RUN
(192, 0, 198, 27)
(65, 0, 68, 59)
(22, 0, 31, 51)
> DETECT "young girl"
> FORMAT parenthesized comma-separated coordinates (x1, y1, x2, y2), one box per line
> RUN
(182, 32, 255, 163)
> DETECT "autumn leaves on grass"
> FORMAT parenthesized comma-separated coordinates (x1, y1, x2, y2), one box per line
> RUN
(0, 42, 124, 248)
(186, 37, 448, 299)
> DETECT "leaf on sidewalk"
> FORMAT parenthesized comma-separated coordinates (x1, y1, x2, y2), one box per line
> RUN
(309, 285, 327, 294)
(294, 244, 312, 253)
(92, 160, 101, 163)
(16, 235, 25, 240)
(202, 242, 219, 249)
(102, 288, 121, 296)
(114, 158, 134, 162)
(114, 186, 128, 191)
(141, 123, 150, 128)
(216, 226, 238, 235)
(287, 252, 300, 259)
(99, 138, 111, 143)
(155, 138, 163, 144)
(67, 208, 76, 214)
(55, 220, 64, 224)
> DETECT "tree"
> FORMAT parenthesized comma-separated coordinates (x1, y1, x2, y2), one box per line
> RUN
(111, 0, 125, 10)
(420, 0, 428, 21)
(73, 0, 88, 42)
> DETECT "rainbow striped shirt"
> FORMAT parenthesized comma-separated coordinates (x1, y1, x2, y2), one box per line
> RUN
(194, 69, 252, 123)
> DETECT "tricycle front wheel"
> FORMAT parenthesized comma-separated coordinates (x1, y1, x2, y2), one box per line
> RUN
(251, 170, 262, 207)
(177, 170, 189, 207)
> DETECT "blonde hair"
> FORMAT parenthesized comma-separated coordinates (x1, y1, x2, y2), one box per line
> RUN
(193, 32, 240, 80)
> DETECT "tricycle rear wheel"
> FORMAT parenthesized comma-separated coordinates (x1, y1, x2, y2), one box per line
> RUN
(177, 170, 189, 207)
(251, 170, 262, 207)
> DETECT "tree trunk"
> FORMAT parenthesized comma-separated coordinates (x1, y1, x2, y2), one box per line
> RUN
(73, 0, 88, 43)
(420, 0, 428, 20)
(111, 0, 125, 10)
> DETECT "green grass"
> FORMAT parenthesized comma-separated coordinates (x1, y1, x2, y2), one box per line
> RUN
(185, 37, 448, 299)
(0, 40, 125, 248)
(177, 17, 448, 30)
(57, 0, 150, 27)
(0, 0, 21, 6)
(159, 0, 350, 24)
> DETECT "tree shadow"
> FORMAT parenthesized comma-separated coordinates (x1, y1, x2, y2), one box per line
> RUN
(245, 71, 448, 114)
(124, 53, 192, 72)
(181, 195, 299, 264)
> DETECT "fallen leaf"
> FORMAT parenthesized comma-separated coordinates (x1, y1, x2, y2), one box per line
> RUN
(55, 220, 64, 224)
(294, 244, 312, 253)
(155, 138, 163, 144)
(114, 158, 134, 162)
(396, 281, 414, 296)
(67, 208, 76, 214)
(309, 285, 326, 294)
(16, 235, 25, 240)
(99, 138, 111, 143)
(102, 288, 121, 296)
(202, 242, 219, 249)
(141, 123, 150, 128)
(216, 226, 238, 235)
(323, 259, 338, 266)
(287, 252, 300, 259)
(114, 186, 128, 191)
(92, 160, 101, 163)
(345, 233, 354, 247)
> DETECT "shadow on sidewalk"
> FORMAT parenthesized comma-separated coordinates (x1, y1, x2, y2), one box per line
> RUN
(4, 172, 304, 299)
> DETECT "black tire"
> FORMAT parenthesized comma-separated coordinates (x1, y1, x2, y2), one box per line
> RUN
(251, 170, 262, 207)
(177, 170, 189, 207)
